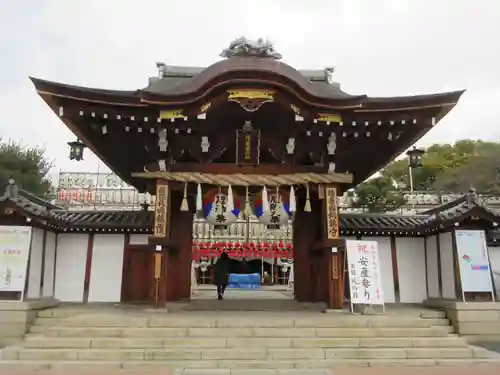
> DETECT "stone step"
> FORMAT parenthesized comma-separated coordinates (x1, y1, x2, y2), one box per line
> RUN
(32, 326, 451, 338)
(420, 310, 447, 319)
(2, 358, 500, 372)
(185, 298, 315, 312)
(33, 314, 450, 328)
(20, 336, 469, 349)
(2, 347, 480, 361)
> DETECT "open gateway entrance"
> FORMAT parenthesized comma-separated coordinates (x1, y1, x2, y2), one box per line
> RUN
(188, 215, 301, 310)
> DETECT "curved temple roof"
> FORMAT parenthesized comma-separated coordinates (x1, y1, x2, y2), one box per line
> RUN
(30, 53, 465, 110)
(29, 40, 465, 191)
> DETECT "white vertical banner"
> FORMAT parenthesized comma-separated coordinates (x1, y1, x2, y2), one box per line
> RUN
(455, 230, 494, 296)
(346, 240, 384, 307)
(0, 226, 33, 296)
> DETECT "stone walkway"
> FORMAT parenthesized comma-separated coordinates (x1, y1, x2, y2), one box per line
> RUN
(1, 365, 500, 375)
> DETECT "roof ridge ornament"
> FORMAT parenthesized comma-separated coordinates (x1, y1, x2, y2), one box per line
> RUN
(3, 178, 19, 198)
(220, 37, 282, 60)
(324, 67, 336, 84)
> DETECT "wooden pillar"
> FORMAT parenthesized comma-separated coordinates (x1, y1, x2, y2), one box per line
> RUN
(293, 192, 318, 302)
(167, 189, 194, 300)
(322, 185, 343, 309)
(148, 179, 171, 305)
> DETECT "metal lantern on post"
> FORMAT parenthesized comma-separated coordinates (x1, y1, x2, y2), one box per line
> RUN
(406, 146, 425, 192)
(67, 140, 85, 161)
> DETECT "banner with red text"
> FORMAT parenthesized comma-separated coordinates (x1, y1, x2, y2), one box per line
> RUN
(346, 240, 384, 305)
(0, 226, 32, 293)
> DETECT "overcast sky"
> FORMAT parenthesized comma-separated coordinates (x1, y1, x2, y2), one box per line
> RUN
(1, 0, 499, 183)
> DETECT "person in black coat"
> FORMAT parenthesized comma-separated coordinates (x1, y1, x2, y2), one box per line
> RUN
(213, 251, 230, 300)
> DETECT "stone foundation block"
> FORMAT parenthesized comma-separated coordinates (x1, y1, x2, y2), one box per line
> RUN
(326, 348, 406, 359)
(266, 348, 325, 360)
(0, 323, 28, 337)
(368, 359, 437, 366)
(201, 348, 267, 360)
(188, 328, 252, 337)
(182, 370, 229, 375)
(421, 310, 446, 319)
(17, 348, 79, 361)
(124, 327, 187, 337)
(231, 370, 279, 375)
(373, 328, 447, 337)
(294, 359, 370, 368)
(49, 361, 121, 371)
(0, 360, 50, 372)
(253, 328, 315, 337)
(121, 360, 217, 369)
(457, 322, 500, 335)
(315, 328, 376, 338)
(217, 318, 293, 328)
(90, 337, 164, 349)
(227, 338, 291, 348)
(292, 338, 359, 348)
(144, 348, 202, 360)
(77, 349, 146, 361)
(217, 360, 294, 369)
(358, 337, 412, 347)
(294, 317, 368, 328)
(411, 337, 468, 348)
(149, 317, 215, 328)
(405, 348, 473, 359)
(23, 337, 92, 349)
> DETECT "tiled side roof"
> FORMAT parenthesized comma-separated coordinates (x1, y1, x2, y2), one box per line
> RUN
(51, 210, 427, 234)
(2, 184, 497, 235)
(0, 195, 54, 218)
(54, 210, 154, 229)
(418, 190, 500, 229)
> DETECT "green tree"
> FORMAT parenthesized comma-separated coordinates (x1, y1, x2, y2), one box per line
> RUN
(351, 176, 406, 212)
(0, 138, 53, 198)
(351, 140, 500, 211)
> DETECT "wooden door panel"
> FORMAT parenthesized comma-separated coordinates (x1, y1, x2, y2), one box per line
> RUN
(121, 246, 154, 304)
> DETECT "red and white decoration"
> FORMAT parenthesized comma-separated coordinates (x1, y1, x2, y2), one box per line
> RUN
(254, 189, 292, 226)
(201, 189, 241, 226)
(191, 240, 293, 261)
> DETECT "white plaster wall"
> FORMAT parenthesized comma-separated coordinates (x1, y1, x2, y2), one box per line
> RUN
(26, 228, 45, 299)
(361, 236, 395, 303)
(425, 235, 440, 298)
(88, 234, 125, 303)
(54, 233, 88, 302)
(396, 237, 427, 303)
(488, 247, 500, 297)
(42, 231, 56, 297)
(129, 234, 149, 245)
(439, 232, 456, 299)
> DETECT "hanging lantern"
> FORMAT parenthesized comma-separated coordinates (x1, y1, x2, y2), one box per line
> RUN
(200, 261, 209, 273)
(202, 189, 241, 225)
(254, 189, 292, 227)
(67, 140, 86, 161)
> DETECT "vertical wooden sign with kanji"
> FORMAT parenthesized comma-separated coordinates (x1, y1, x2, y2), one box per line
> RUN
(154, 181, 170, 238)
(236, 121, 260, 166)
(324, 185, 340, 239)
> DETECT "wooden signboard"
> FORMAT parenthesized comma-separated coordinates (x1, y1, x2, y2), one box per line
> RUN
(331, 254, 339, 280)
(236, 128, 260, 165)
(154, 253, 163, 279)
(154, 182, 169, 238)
(325, 186, 339, 239)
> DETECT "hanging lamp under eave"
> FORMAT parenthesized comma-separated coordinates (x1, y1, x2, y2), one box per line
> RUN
(67, 140, 86, 161)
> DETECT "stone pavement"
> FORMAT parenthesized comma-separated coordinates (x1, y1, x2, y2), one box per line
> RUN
(1, 364, 500, 375)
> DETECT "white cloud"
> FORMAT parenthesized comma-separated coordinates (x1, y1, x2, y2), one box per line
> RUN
(1, 0, 499, 183)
